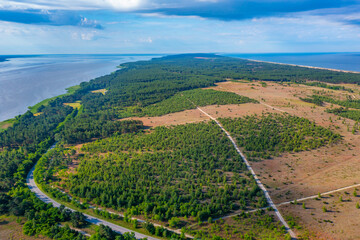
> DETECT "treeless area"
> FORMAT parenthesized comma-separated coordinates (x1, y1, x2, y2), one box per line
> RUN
(123, 103, 278, 128)
(279, 188, 360, 240)
(0, 216, 49, 240)
(122, 108, 208, 128)
(207, 81, 360, 239)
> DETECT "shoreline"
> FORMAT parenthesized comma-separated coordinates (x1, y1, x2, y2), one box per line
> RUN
(245, 58, 360, 74)
(0, 55, 160, 122)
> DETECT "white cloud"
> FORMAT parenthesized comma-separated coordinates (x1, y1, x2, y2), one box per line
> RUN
(0, 0, 146, 10)
(105, 0, 143, 10)
(139, 37, 153, 43)
(71, 30, 98, 40)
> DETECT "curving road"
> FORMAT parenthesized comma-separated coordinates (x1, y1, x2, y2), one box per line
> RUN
(27, 164, 159, 240)
(196, 106, 297, 239)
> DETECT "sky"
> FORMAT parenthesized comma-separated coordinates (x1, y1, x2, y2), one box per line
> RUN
(0, 0, 360, 54)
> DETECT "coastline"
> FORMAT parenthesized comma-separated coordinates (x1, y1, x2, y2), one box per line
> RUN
(245, 58, 360, 74)
(0, 54, 159, 122)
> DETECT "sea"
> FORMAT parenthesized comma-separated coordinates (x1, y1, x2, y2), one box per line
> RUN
(223, 52, 360, 72)
(0, 54, 162, 122)
(0, 52, 359, 122)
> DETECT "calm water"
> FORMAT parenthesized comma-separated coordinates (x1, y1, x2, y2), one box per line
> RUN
(224, 52, 360, 72)
(0, 54, 162, 121)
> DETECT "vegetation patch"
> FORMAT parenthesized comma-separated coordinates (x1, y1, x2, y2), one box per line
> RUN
(312, 94, 360, 109)
(0, 118, 16, 131)
(326, 107, 360, 122)
(302, 81, 354, 92)
(137, 89, 257, 117)
(219, 113, 341, 160)
(299, 95, 324, 106)
(42, 122, 268, 227)
(188, 210, 287, 240)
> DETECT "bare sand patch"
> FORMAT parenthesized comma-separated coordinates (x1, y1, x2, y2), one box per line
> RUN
(203, 81, 360, 238)
(279, 188, 360, 240)
(122, 108, 208, 128)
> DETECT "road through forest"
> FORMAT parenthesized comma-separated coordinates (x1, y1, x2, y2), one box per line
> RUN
(26, 150, 159, 240)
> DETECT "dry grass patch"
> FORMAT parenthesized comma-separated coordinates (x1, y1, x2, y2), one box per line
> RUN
(279, 188, 360, 240)
(64, 100, 81, 109)
(0, 215, 49, 240)
(91, 89, 107, 95)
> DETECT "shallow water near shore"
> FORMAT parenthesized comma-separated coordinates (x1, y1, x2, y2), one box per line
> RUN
(0, 54, 161, 122)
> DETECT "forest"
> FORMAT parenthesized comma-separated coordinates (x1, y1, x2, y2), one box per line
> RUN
(0, 54, 351, 239)
(120, 89, 257, 117)
(219, 113, 340, 160)
(40, 122, 267, 225)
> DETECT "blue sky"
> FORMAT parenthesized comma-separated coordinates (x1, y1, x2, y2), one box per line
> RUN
(0, 0, 360, 54)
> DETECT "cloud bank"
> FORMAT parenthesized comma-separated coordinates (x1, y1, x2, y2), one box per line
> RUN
(0, 9, 103, 28)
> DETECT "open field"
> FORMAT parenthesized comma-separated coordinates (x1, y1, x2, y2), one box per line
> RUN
(124, 103, 277, 128)
(279, 188, 360, 240)
(91, 89, 107, 95)
(122, 80, 360, 239)
(64, 100, 81, 109)
(204, 81, 360, 239)
(206, 81, 360, 197)
(0, 118, 15, 131)
(0, 215, 49, 240)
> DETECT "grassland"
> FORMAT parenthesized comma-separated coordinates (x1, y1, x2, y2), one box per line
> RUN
(91, 89, 107, 95)
(0, 215, 50, 240)
(0, 118, 16, 131)
(64, 100, 81, 109)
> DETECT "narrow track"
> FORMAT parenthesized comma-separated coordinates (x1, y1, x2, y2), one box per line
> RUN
(196, 106, 297, 239)
(277, 183, 360, 206)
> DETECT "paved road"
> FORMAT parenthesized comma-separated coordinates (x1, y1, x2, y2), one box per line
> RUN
(196, 106, 297, 239)
(27, 162, 158, 240)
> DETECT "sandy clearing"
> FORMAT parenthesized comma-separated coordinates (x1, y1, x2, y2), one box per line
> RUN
(122, 103, 278, 128)
(279, 188, 360, 240)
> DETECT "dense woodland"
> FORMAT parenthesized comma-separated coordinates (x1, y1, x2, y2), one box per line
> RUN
(120, 89, 257, 117)
(43, 122, 267, 224)
(0, 54, 352, 239)
(142, 89, 256, 116)
(219, 113, 340, 160)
